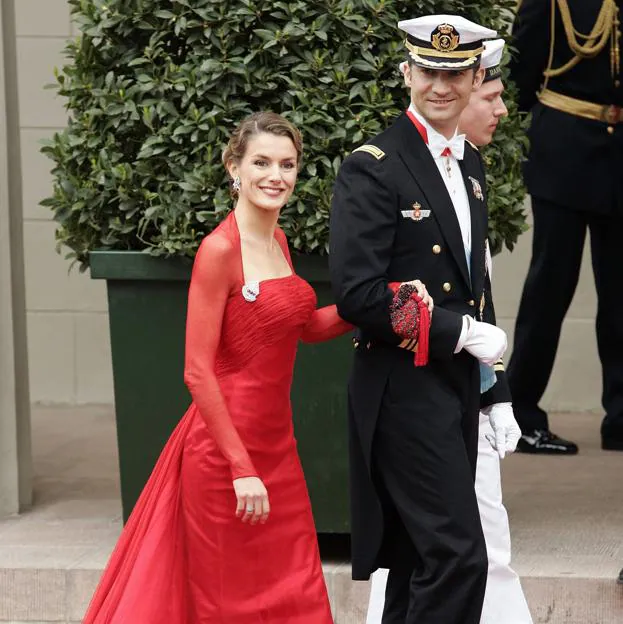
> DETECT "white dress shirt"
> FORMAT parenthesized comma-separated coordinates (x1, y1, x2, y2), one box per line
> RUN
(408, 105, 475, 350)
(408, 104, 472, 252)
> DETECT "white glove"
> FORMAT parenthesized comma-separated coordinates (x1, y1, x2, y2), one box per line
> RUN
(482, 402, 521, 459)
(460, 316, 507, 366)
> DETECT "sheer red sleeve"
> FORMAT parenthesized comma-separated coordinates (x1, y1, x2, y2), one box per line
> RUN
(183, 233, 258, 480)
(274, 228, 353, 343)
(300, 306, 353, 344)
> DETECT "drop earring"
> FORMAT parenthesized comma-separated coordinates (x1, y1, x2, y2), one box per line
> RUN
(232, 176, 241, 194)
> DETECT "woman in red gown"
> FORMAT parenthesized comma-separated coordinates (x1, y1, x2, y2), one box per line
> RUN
(82, 112, 353, 623)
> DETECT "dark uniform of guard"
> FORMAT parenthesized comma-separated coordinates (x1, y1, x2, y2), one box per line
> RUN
(508, 0, 623, 453)
(329, 16, 511, 624)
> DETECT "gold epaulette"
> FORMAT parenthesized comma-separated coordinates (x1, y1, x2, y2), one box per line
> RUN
(466, 139, 479, 152)
(493, 358, 505, 372)
(352, 144, 386, 161)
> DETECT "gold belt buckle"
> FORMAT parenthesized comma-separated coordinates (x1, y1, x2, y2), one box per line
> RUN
(603, 104, 621, 124)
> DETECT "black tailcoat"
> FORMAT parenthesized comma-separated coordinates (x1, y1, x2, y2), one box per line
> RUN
(329, 113, 511, 621)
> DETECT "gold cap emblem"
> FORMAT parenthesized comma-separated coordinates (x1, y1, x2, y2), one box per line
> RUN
(431, 24, 460, 52)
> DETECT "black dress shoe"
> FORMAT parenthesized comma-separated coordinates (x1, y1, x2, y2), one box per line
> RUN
(517, 429, 579, 455)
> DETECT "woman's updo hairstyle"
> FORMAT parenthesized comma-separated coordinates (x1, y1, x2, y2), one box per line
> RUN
(222, 111, 303, 172)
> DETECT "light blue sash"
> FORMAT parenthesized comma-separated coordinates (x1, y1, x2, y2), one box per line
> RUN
(465, 246, 496, 394)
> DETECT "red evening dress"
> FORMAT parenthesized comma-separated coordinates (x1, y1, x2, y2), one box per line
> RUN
(82, 212, 351, 623)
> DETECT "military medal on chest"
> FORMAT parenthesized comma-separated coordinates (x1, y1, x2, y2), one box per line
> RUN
(401, 201, 431, 221)
(413, 202, 422, 220)
(468, 176, 484, 201)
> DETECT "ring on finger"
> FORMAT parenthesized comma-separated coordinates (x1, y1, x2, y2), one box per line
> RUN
(245, 504, 254, 513)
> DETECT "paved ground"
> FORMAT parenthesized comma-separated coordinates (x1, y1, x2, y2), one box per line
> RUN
(0, 405, 622, 623)
(503, 411, 622, 580)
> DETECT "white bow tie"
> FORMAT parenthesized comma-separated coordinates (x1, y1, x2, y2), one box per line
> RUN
(428, 133, 466, 160)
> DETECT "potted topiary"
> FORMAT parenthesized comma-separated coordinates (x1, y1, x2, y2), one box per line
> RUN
(41, 0, 527, 529)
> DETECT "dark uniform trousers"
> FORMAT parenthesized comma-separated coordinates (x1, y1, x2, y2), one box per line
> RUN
(330, 113, 511, 624)
(509, 199, 623, 435)
(371, 351, 485, 623)
(508, 0, 623, 439)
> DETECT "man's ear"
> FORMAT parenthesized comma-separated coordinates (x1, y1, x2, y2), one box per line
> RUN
(472, 67, 485, 91)
(403, 63, 412, 88)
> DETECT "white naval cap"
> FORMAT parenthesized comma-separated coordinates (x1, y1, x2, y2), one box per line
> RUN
(398, 38, 504, 78)
(398, 15, 497, 70)
(481, 38, 505, 82)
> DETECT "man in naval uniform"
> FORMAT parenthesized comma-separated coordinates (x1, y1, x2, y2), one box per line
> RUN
(364, 39, 532, 624)
(330, 15, 519, 624)
(508, 0, 623, 454)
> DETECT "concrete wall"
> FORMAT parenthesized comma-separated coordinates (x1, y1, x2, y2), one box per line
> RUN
(16, 0, 113, 405)
(1, 0, 32, 514)
(13, 1, 602, 411)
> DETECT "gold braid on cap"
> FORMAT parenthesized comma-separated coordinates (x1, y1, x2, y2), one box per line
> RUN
(408, 54, 481, 69)
(405, 39, 483, 60)
(541, 0, 619, 83)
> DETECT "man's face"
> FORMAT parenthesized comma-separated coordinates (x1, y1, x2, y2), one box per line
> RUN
(404, 63, 485, 135)
(458, 78, 508, 147)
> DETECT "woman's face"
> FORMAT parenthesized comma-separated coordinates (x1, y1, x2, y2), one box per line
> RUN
(228, 132, 298, 213)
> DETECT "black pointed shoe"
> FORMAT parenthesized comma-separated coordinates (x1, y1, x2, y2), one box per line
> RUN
(517, 429, 579, 455)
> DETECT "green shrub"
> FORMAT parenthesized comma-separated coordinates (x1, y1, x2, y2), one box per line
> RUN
(42, 0, 527, 270)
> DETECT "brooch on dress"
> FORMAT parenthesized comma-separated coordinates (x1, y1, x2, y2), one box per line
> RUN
(242, 281, 260, 303)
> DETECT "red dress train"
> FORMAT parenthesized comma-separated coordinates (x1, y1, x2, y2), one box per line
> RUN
(83, 212, 351, 623)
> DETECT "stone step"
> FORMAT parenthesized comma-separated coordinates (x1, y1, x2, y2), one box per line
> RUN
(1, 406, 622, 623)
(1, 564, 623, 623)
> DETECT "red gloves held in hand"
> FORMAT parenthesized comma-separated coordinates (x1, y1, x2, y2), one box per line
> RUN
(388, 282, 430, 366)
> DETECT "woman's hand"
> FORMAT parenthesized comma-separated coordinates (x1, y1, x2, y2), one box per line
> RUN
(233, 476, 270, 525)
(401, 279, 434, 315)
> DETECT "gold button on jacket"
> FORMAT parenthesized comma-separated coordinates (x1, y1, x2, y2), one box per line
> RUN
(432, 244, 442, 254)
(442, 282, 452, 293)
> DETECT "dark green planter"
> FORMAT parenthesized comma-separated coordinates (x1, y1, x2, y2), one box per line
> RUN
(90, 250, 351, 533)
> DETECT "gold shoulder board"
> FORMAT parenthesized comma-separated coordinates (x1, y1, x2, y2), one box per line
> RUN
(465, 139, 479, 152)
(352, 144, 386, 160)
